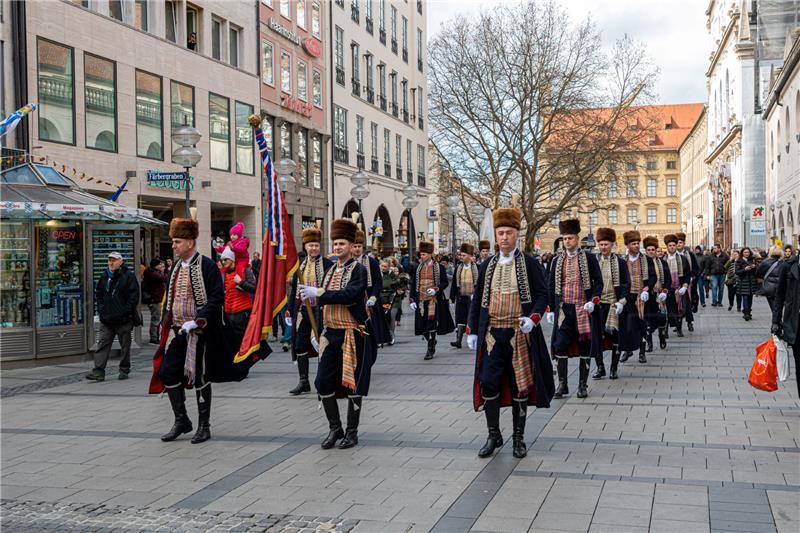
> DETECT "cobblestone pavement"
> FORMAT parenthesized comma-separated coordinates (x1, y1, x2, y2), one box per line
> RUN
(1, 299, 798, 532)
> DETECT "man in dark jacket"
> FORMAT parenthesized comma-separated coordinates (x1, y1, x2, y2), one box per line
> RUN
(410, 241, 455, 359)
(143, 258, 168, 343)
(707, 244, 730, 307)
(696, 248, 710, 307)
(771, 254, 800, 397)
(87, 252, 140, 381)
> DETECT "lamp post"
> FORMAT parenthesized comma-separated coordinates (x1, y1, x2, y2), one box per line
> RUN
(446, 194, 461, 256)
(171, 122, 202, 216)
(350, 170, 370, 229)
(402, 184, 419, 253)
(470, 204, 485, 237)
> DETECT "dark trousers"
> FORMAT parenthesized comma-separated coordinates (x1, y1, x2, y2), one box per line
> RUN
(791, 336, 800, 398)
(552, 304, 591, 356)
(727, 284, 740, 309)
(294, 308, 315, 355)
(479, 328, 523, 398)
(159, 332, 207, 387)
(741, 294, 753, 313)
(315, 327, 367, 397)
(94, 321, 133, 375)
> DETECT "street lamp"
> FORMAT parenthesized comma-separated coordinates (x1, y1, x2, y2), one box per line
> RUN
(350, 170, 370, 229)
(171, 122, 202, 216)
(446, 194, 461, 256)
(470, 204, 485, 237)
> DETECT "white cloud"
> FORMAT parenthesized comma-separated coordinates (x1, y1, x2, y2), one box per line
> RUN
(426, 0, 708, 104)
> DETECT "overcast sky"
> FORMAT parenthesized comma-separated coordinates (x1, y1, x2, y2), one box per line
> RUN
(426, 0, 709, 105)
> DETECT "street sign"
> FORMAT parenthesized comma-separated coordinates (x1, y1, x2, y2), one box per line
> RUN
(146, 170, 194, 191)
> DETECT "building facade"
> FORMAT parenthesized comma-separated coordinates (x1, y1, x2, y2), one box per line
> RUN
(259, 0, 330, 249)
(6, 0, 261, 259)
(765, 27, 800, 246)
(330, 0, 430, 258)
(537, 104, 704, 252)
(679, 107, 712, 247)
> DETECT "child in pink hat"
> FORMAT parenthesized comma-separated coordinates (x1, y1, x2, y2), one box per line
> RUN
(215, 221, 250, 277)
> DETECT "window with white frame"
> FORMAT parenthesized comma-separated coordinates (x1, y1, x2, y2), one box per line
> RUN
(627, 207, 638, 224)
(229, 26, 240, 68)
(281, 51, 291, 93)
(608, 208, 618, 224)
(356, 115, 364, 157)
(297, 0, 306, 28)
(312, 70, 322, 107)
(312, 2, 321, 38)
(666, 178, 677, 196)
(608, 182, 617, 198)
(280, 0, 290, 19)
(384, 128, 390, 165)
(395, 134, 402, 167)
(667, 207, 677, 223)
(588, 212, 598, 226)
(647, 207, 657, 224)
(298, 61, 307, 101)
(647, 178, 656, 197)
(262, 40, 274, 86)
(627, 179, 638, 197)
(370, 122, 378, 162)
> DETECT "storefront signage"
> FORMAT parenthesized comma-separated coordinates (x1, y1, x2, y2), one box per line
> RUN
(268, 17, 301, 46)
(751, 205, 766, 236)
(427, 209, 438, 220)
(302, 38, 321, 58)
(52, 228, 79, 242)
(46, 204, 101, 213)
(146, 170, 194, 191)
(281, 94, 313, 118)
(0, 201, 43, 211)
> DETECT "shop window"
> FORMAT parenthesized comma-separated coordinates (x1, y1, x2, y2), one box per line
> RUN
(0, 222, 31, 328)
(262, 40, 274, 86)
(170, 81, 195, 163)
(38, 38, 75, 145)
(297, 128, 308, 186)
(312, 134, 323, 189)
(35, 222, 83, 327)
(84, 53, 117, 152)
(209, 93, 230, 170)
(235, 101, 254, 175)
(135, 70, 163, 160)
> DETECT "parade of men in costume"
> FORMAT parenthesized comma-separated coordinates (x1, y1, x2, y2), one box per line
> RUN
(410, 241, 455, 360)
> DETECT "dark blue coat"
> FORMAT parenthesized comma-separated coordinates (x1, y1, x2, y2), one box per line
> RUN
(361, 255, 390, 345)
(288, 255, 333, 359)
(410, 261, 455, 336)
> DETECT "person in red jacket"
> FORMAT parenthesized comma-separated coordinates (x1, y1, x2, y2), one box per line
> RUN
(219, 247, 256, 343)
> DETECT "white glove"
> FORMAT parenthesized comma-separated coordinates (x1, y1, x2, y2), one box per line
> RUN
(284, 316, 292, 328)
(546, 312, 555, 324)
(426, 288, 437, 296)
(367, 296, 376, 307)
(657, 292, 667, 303)
(614, 302, 624, 315)
(519, 316, 534, 333)
(583, 301, 595, 314)
(299, 284, 319, 301)
(180, 320, 198, 334)
(310, 335, 319, 353)
(410, 302, 418, 311)
(640, 291, 649, 302)
(466, 334, 478, 350)
(678, 286, 687, 296)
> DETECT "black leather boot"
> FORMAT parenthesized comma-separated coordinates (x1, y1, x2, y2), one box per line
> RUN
(638, 340, 647, 364)
(511, 401, 527, 458)
(338, 397, 362, 449)
(191, 385, 212, 444)
(423, 332, 433, 360)
(646, 333, 653, 353)
(676, 319, 684, 337)
(592, 354, 606, 379)
(620, 350, 632, 362)
(451, 325, 464, 348)
(659, 328, 667, 349)
(320, 396, 344, 449)
(553, 358, 569, 398)
(609, 348, 620, 379)
(478, 397, 503, 458)
(576, 358, 589, 398)
(425, 333, 436, 360)
(161, 386, 193, 442)
(687, 320, 694, 331)
(289, 355, 311, 395)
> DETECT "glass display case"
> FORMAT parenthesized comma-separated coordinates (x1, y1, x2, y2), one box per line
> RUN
(0, 221, 32, 328)
(35, 222, 84, 327)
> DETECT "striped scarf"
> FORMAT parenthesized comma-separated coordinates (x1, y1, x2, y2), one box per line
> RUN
(322, 267, 361, 392)
(419, 262, 437, 319)
(667, 254, 684, 314)
(560, 254, 591, 340)
(653, 258, 668, 315)
(488, 262, 533, 395)
(627, 255, 646, 320)
(599, 255, 619, 333)
(171, 266, 199, 384)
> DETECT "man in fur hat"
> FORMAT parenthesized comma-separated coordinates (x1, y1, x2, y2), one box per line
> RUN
(449, 242, 478, 348)
(477, 240, 492, 266)
(592, 228, 630, 380)
(298, 219, 375, 450)
(149, 217, 225, 444)
(643, 236, 672, 350)
(619, 231, 657, 364)
(410, 241, 455, 359)
(352, 230, 390, 348)
(467, 207, 553, 459)
(675, 232, 698, 329)
(547, 219, 603, 399)
(664, 234, 692, 337)
(286, 227, 333, 395)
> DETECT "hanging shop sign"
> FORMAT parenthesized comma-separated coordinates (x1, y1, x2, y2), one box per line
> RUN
(268, 17, 301, 45)
(281, 94, 313, 118)
(302, 38, 322, 58)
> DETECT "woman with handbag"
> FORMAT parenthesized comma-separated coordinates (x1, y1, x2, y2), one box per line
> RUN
(724, 250, 740, 312)
(735, 247, 758, 321)
(755, 246, 786, 312)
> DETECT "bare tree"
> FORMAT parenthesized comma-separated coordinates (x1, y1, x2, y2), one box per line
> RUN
(429, 0, 660, 251)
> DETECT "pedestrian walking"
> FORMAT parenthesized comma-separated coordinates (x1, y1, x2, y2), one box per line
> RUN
(477, 240, 491, 266)
(725, 250, 740, 311)
(379, 260, 401, 345)
(643, 236, 671, 350)
(353, 231, 390, 348)
(548, 219, 603, 399)
(143, 258, 168, 344)
(251, 252, 261, 280)
(735, 247, 758, 321)
(467, 207, 553, 459)
(664, 234, 692, 338)
(675, 233, 698, 331)
(592, 228, 630, 380)
(770, 253, 800, 397)
(299, 219, 376, 450)
(783, 245, 794, 259)
(756, 245, 785, 312)
(86, 251, 140, 382)
(707, 244, 729, 307)
(410, 241, 455, 360)
(696, 247, 709, 307)
(619, 231, 656, 364)
(286, 228, 333, 395)
(449, 243, 478, 348)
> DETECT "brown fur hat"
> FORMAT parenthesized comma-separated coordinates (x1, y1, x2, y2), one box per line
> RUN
(459, 243, 475, 256)
(478, 240, 491, 250)
(302, 228, 322, 245)
(559, 218, 581, 236)
(169, 217, 199, 240)
(493, 207, 522, 230)
(331, 219, 358, 243)
(642, 236, 660, 249)
(419, 241, 434, 254)
(595, 227, 616, 243)
(623, 230, 641, 245)
(663, 234, 679, 245)
(675, 232, 687, 242)
(354, 229, 366, 244)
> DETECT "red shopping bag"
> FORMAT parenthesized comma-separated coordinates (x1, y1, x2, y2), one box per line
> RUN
(748, 337, 778, 392)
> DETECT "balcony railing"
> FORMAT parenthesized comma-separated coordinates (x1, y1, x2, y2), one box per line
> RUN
(85, 86, 116, 113)
(366, 88, 374, 104)
(356, 152, 365, 169)
(391, 38, 398, 54)
(391, 102, 398, 117)
(379, 95, 387, 111)
(418, 117, 424, 129)
(379, 29, 386, 45)
(384, 162, 391, 177)
(352, 78, 361, 96)
(351, 5, 359, 23)
(403, 109, 409, 123)
(335, 67, 345, 86)
(366, 17, 373, 34)
(371, 157, 379, 173)
(402, 48, 408, 62)
(334, 146, 349, 163)
(396, 166, 403, 180)
(417, 173, 426, 187)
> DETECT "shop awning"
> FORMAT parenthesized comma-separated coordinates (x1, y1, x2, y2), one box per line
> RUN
(0, 163, 166, 225)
